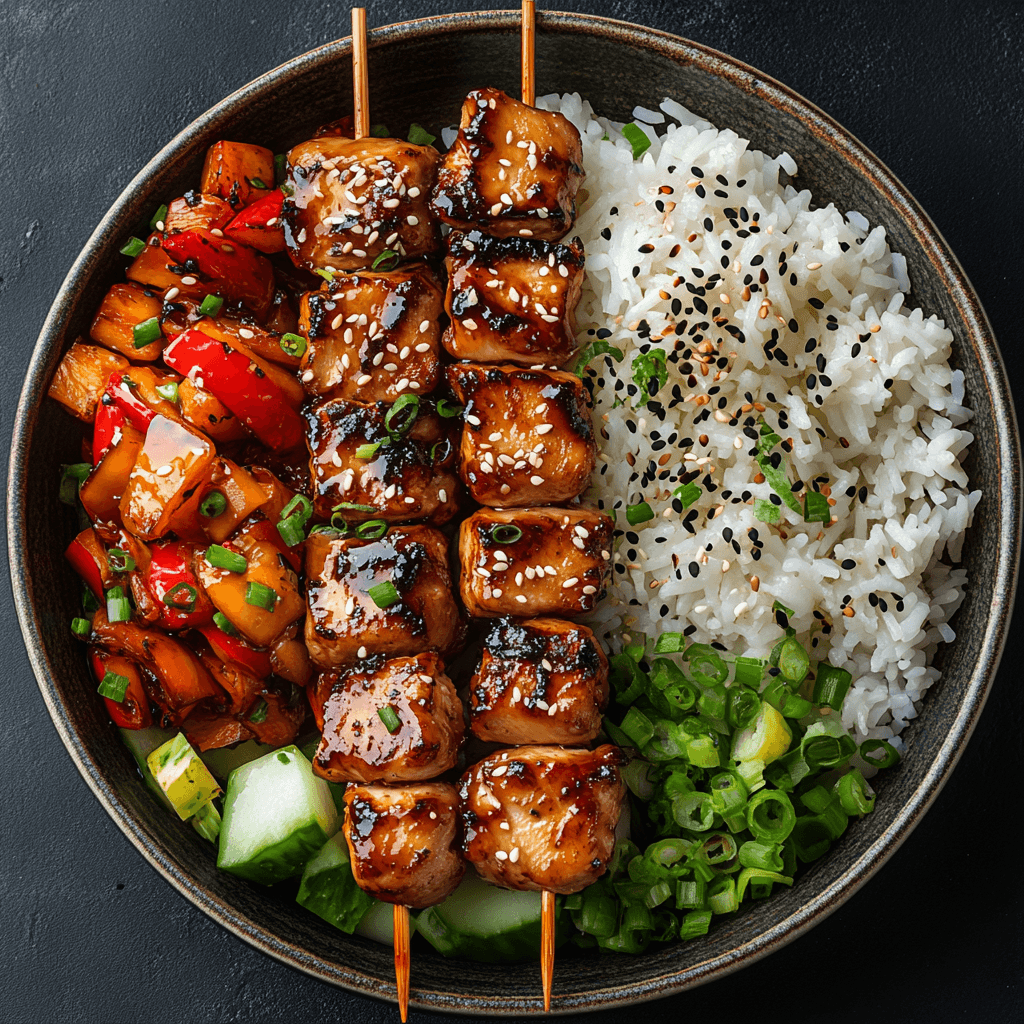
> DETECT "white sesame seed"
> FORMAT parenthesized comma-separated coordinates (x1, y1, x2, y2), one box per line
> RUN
(154, 464, 173, 477)
(407, 215, 419, 226)
(499, 820, 511, 829)
(490, 203, 503, 216)
(356, 374, 372, 385)
(530, 475, 544, 485)
(429, 811, 437, 819)
(164, 287, 180, 301)
(419, 320, 431, 333)
(357, 646, 368, 658)
(511, 687, 521, 704)
(582, 585, 597, 595)
(439, 489, 447, 502)
(180, 275, 197, 286)
(515, 595, 527, 604)
(466, 414, 481, 426)
(535, 423, 554, 434)
(492, 587, 503, 597)
(463, 318, 478, 330)
(562, 577, 579, 588)
(505, 130, 513, 144)
(491, 764, 508, 777)
(495, 850, 508, 860)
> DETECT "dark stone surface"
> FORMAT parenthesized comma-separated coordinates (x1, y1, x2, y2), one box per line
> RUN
(1, 1, 1021, 1021)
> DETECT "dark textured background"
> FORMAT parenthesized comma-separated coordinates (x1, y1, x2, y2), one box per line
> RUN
(2, 1, 1021, 1021)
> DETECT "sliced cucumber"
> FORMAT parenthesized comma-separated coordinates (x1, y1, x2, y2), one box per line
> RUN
(119, 726, 175, 811)
(147, 733, 221, 821)
(217, 745, 338, 885)
(296, 833, 375, 933)
(417, 872, 563, 963)
(354, 899, 412, 945)
(200, 739, 278, 782)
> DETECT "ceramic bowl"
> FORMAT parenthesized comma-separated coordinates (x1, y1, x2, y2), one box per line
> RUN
(8, 10, 1021, 1016)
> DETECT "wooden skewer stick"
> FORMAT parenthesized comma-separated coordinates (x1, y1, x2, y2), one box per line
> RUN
(393, 903, 411, 1023)
(541, 888, 555, 1012)
(521, 0, 536, 106)
(351, 7, 370, 139)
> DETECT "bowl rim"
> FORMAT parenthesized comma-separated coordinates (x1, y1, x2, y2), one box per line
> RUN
(7, 8, 1022, 1016)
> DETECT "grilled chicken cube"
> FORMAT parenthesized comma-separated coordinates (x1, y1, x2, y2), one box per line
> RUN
(446, 363, 596, 507)
(312, 652, 464, 784)
(458, 745, 624, 894)
(459, 507, 613, 618)
(306, 397, 460, 525)
(343, 782, 465, 908)
(297, 262, 443, 402)
(304, 525, 465, 668)
(443, 231, 584, 366)
(283, 137, 441, 273)
(431, 88, 584, 242)
(469, 618, 608, 746)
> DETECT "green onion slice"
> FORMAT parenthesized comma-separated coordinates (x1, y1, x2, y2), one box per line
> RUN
(753, 498, 780, 524)
(155, 382, 179, 403)
(812, 664, 853, 710)
(105, 585, 131, 624)
(672, 482, 702, 509)
(206, 544, 247, 574)
(107, 548, 135, 573)
(355, 440, 385, 460)
(71, 617, 91, 637)
(245, 581, 278, 611)
(314, 268, 335, 282)
(247, 176, 268, 190)
(280, 494, 312, 524)
(803, 490, 831, 523)
(120, 236, 146, 257)
(333, 502, 376, 513)
(274, 153, 287, 186)
(407, 123, 436, 146)
(859, 738, 900, 769)
(777, 637, 809, 683)
(212, 611, 238, 636)
(355, 520, 388, 540)
(435, 399, 463, 418)
(573, 339, 624, 377)
(149, 204, 168, 230)
(97, 670, 131, 702)
(132, 316, 162, 349)
(621, 123, 652, 159)
(745, 789, 797, 843)
(384, 394, 420, 436)
(277, 513, 306, 548)
(368, 580, 400, 609)
(489, 524, 523, 545)
(626, 501, 654, 526)
(199, 491, 228, 518)
(280, 332, 307, 357)
(377, 704, 402, 733)
(248, 698, 268, 723)
(371, 249, 400, 272)
(59, 463, 91, 505)
(162, 581, 197, 612)
(199, 294, 224, 317)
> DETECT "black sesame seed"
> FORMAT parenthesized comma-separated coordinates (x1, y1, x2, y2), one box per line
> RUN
(688, 562, 700, 578)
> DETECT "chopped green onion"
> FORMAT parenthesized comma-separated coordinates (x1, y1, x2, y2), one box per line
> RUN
(745, 789, 797, 843)
(777, 637, 809, 683)
(753, 498, 781, 524)
(212, 612, 238, 636)
(162, 581, 197, 612)
(384, 394, 420, 435)
(489, 524, 523, 545)
(192, 800, 222, 842)
(706, 877, 738, 914)
(371, 249, 400, 271)
(355, 520, 388, 540)
(333, 502, 375, 513)
(244, 581, 278, 611)
(107, 548, 135, 573)
(314, 268, 334, 282)
(772, 599, 795, 618)
(199, 294, 224, 317)
(368, 580, 400, 609)
(860, 738, 900, 769)
(280, 494, 312, 523)
(274, 153, 287, 185)
(653, 632, 686, 653)
(626, 501, 654, 526)
(149, 203, 168, 230)
(732, 656, 764, 688)
(276, 513, 306, 548)
(199, 491, 227, 518)
(279, 182, 294, 197)
(573, 339, 624, 377)
(71, 617, 91, 637)
(727, 687, 761, 730)
(407, 123, 436, 146)
(355, 440, 385, 460)
(835, 769, 875, 816)
(678, 909, 712, 940)
(377, 704, 402, 733)
(630, 349, 667, 401)
(755, 419, 802, 514)
(248, 698, 268, 723)
(97, 670, 130, 702)
(59, 463, 91, 505)
(155, 382, 179, 403)
(370, 124, 390, 138)
(619, 707, 655, 749)
(803, 489, 831, 523)
(105, 585, 131, 624)
(579, 893, 618, 937)
(621, 123, 652, 159)
(674, 880, 706, 910)
(248, 176, 268, 189)
(736, 867, 793, 902)
(683, 643, 728, 686)
(672, 792, 715, 832)
(671, 482, 702, 509)
(120, 236, 146, 257)
(81, 587, 100, 613)
(791, 816, 832, 863)
(206, 544, 247, 573)
(738, 840, 784, 873)
(436, 399, 463, 418)
(813, 664, 853, 710)
(280, 332, 307, 357)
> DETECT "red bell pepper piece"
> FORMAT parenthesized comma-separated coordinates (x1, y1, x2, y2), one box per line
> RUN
(66, 528, 110, 600)
(224, 189, 286, 254)
(105, 373, 156, 432)
(163, 328, 303, 451)
(195, 624, 273, 679)
(161, 229, 274, 319)
(93, 400, 126, 465)
(90, 648, 153, 730)
(145, 540, 215, 630)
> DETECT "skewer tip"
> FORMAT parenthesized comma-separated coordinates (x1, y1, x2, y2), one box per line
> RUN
(351, 6, 370, 139)
(394, 903, 411, 1022)
(541, 889, 556, 1012)
(521, 0, 536, 107)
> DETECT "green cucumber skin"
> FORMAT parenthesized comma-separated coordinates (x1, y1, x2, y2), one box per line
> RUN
(119, 726, 175, 811)
(219, 819, 330, 886)
(417, 906, 546, 962)
(296, 834, 375, 933)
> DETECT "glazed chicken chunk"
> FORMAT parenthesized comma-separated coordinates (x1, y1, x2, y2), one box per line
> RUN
(446, 363, 597, 507)
(469, 618, 609, 746)
(304, 525, 465, 668)
(305, 397, 460, 524)
(443, 231, 584, 366)
(297, 262, 443, 402)
(312, 652, 464, 784)
(458, 745, 624, 894)
(459, 507, 613, 618)
(343, 782, 466, 908)
(431, 88, 584, 241)
(283, 136, 441, 273)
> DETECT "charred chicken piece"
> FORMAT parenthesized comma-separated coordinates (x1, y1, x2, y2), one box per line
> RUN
(459, 507, 613, 619)
(469, 618, 608, 746)
(306, 397, 460, 525)
(283, 137, 441, 273)
(443, 231, 584, 366)
(458, 745, 624, 894)
(304, 525, 465, 668)
(297, 262, 443, 402)
(446, 363, 596, 508)
(343, 782, 466, 908)
(431, 88, 584, 242)
(312, 652, 464, 784)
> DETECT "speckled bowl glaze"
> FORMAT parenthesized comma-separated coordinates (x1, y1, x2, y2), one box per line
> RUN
(8, 10, 1021, 1016)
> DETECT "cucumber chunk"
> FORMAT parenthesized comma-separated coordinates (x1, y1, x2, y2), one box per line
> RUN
(417, 872, 560, 962)
(119, 726, 175, 811)
(296, 833, 375, 933)
(147, 732, 221, 821)
(217, 745, 338, 885)
(354, 899, 410, 945)
(200, 739, 278, 782)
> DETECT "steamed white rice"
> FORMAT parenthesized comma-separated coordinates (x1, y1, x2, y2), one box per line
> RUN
(536, 92, 980, 750)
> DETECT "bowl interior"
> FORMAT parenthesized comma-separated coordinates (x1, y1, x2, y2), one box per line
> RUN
(9, 11, 1018, 1016)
